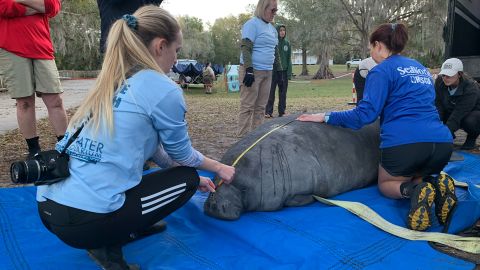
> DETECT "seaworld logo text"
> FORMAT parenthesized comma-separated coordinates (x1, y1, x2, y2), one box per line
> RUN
(397, 66, 432, 85)
(397, 66, 430, 76)
(63, 136, 104, 163)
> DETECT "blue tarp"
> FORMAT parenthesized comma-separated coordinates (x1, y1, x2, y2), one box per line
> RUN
(0, 152, 479, 269)
(172, 63, 224, 78)
(172, 63, 199, 78)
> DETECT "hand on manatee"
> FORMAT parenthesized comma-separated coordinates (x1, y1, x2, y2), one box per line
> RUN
(296, 113, 325, 123)
(216, 164, 235, 184)
(198, 176, 216, 193)
(243, 67, 255, 87)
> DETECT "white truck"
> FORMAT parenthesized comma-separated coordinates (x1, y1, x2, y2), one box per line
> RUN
(346, 58, 362, 69)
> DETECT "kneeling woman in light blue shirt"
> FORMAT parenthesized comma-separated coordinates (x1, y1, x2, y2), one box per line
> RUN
(36, 6, 235, 269)
(297, 23, 454, 232)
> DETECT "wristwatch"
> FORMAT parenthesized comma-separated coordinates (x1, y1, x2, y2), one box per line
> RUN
(324, 112, 331, 123)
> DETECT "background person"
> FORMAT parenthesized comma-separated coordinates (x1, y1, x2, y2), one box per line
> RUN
(237, 0, 279, 137)
(202, 62, 215, 94)
(434, 58, 480, 150)
(265, 23, 292, 118)
(297, 23, 455, 232)
(96, 0, 163, 53)
(353, 57, 377, 105)
(0, 0, 68, 157)
(36, 6, 235, 269)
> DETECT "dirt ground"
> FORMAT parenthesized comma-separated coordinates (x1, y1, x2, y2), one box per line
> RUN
(0, 93, 355, 185)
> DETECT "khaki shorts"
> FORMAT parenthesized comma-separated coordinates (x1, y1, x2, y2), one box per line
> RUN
(0, 48, 62, 99)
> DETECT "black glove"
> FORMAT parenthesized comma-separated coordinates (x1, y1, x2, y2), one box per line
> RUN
(243, 67, 255, 87)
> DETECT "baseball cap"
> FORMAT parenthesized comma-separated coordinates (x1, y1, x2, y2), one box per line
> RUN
(439, 58, 463, 77)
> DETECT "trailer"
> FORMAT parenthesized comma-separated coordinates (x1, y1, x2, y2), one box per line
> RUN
(445, 0, 480, 81)
(169, 59, 225, 88)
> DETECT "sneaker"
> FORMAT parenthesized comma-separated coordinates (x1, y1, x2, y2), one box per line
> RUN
(264, 114, 273, 118)
(432, 173, 457, 225)
(87, 245, 139, 270)
(407, 182, 436, 231)
(460, 134, 477, 150)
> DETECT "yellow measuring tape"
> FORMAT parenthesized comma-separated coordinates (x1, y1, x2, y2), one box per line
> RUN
(232, 120, 295, 166)
(216, 120, 295, 188)
(314, 174, 480, 254)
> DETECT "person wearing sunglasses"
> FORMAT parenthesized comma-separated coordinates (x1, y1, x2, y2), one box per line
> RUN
(237, 0, 279, 137)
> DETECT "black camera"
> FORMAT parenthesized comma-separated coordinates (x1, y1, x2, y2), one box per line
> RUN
(10, 150, 70, 185)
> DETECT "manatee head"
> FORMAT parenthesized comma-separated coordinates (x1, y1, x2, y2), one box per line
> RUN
(204, 182, 244, 220)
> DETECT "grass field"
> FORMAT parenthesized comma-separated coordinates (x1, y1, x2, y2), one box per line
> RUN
(182, 64, 354, 99)
(291, 63, 352, 74)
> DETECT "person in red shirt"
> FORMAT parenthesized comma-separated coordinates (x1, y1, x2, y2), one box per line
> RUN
(0, 0, 67, 157)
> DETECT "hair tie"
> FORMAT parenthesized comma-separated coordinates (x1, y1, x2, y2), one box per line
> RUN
(391, 23, 397, 31)
(122, 14, 138, 30)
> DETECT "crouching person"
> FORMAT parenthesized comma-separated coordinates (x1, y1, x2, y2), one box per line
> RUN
(36, 6, 234, 270)
(435, 58, 480, 150)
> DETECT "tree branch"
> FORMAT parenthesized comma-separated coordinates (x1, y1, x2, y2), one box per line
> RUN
(339, 0, 363, 33)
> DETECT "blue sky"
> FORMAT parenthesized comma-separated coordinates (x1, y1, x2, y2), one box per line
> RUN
(162, 0, 258, 26)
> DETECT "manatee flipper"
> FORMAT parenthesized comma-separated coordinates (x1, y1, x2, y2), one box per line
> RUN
(284, 194, 315, 206)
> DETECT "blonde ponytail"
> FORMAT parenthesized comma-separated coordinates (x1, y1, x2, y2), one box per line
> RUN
(69, 5, 180, 135)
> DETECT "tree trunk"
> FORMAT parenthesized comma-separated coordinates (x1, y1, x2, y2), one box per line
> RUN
(312, 49, 334, 80)
(301, 46, 308, 76)
(360, 30, 369, 59)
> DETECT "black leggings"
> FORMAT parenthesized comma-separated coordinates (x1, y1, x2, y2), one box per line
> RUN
(38, 166, 199, 249)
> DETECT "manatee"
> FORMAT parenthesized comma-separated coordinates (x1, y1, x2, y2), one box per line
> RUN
(204, 114, 380, 220)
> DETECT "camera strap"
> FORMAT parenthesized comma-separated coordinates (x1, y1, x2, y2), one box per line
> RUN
(60, 124, 84, 156)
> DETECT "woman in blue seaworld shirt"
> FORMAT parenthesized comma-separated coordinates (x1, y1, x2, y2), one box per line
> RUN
(297, 23, 455, 232)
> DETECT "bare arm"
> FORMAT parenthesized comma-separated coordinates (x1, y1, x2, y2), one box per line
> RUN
(197, 157, 235, 184)
(15, 0, 44, 13)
